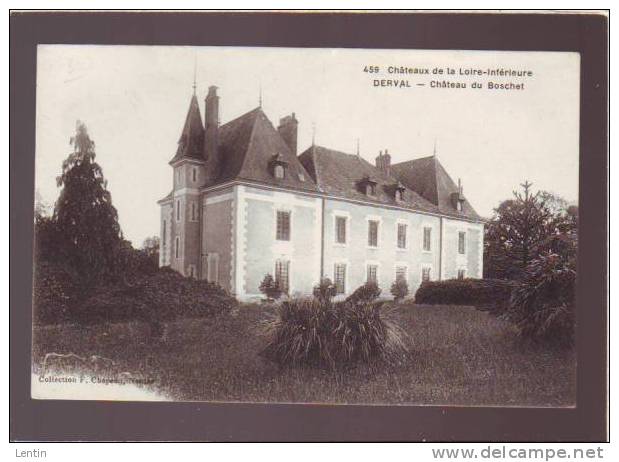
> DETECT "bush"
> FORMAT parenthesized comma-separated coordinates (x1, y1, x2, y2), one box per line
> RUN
(345, 281, 381, 304)
(259, 274, 282, 301)
(313, 278, 337, 304)
(33, 260, 81, 325)
(260, 297, 409, 369)
(390, 278, 409, 302)
(505, 253, 575, 346)
(414, 278, 516, 311)
(69, 267, 235, 326)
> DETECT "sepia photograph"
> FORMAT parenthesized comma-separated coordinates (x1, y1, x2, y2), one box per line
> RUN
(29, 44, 581, 406)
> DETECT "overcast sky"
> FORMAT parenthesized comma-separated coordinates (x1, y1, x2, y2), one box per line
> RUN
(36, 46, 580, 246)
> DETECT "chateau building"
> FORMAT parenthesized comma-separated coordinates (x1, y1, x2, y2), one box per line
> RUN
(158, 86, 484, 300)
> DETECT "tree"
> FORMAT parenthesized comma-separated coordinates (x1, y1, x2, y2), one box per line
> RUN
(53, 121, 124, 287)
(313, 278, 337, 304)
(484, 181, 555, 279)
(34, 189, 52, 221)
(142, 236, 160, 257)
(390, 278, 409, 302)
(259, 274, 282, 302)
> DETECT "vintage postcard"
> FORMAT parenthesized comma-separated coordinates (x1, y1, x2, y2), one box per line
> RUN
(32, 45, 580, 405)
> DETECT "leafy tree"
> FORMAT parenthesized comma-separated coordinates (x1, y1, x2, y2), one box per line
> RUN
(142, 236, 160, 257)
(484, 182, 577, 280)
(313, 277, 337, 304)
(346, 281, 381, 304)
(390, 278, 409, 302)
(259, 274, 282, 301)
(505, 246, 576, 346)
(34, 189, 52, 221)
(53, 121, 124, 287)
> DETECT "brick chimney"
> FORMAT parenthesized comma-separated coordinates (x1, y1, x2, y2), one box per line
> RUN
(277, 113, 298, 155)
(204, 86, 220, 181)
(375, 149, 391, 175)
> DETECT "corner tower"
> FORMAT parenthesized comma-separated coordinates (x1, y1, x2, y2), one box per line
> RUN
(159, 92, 205, 277)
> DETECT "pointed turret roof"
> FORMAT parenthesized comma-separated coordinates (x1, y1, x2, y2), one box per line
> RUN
(170, 94, 205, 164)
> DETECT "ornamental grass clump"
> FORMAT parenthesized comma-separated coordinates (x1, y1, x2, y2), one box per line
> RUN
(260, 295, 409, 370)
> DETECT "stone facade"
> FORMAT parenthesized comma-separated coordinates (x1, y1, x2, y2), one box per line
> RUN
(158, 87, 485, 300)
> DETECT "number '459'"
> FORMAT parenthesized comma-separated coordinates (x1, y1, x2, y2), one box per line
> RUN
(364, 66, 379, 73)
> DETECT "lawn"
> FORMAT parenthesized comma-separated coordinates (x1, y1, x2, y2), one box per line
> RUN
(32, 303, 576, 406)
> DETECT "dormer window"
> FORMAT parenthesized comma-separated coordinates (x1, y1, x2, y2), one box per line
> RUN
(390, 182, 406, 202)
(274, 164, 285, 179)
(451, 192, 465, 212)
(452, 178, 465, 212)
(270, 153, 288, 180)
(359, 175, 378, 197)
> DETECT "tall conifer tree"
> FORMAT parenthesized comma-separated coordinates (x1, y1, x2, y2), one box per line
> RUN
(54, 121, 123, 286)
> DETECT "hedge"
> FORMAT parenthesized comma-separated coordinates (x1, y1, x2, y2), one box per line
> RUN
(414, 278, 516, 311)
(34, 266, 236, 325)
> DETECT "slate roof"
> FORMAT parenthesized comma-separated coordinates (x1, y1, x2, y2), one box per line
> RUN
(298, 145, 440, 215)
(169, 94, 205, 164)
(163, 95, 481, 222)
(207, 107, 319, 193)
(391, 156, 482, 221)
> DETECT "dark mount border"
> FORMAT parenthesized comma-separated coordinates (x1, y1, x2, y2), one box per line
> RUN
(10, 11, 608, 442)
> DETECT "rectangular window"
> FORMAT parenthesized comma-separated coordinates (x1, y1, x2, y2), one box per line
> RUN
(397, 223, 407, 249)
(191, 202, 197, 221)
(175, 236, 180, 259)
(335, 216, 347, 244)
(367, 264, 378, 283)
(422, 266, 431, 282)
(176, 200, 181, 222)
(334, 263, 346, 294)
(192, 167, 197, 182)
(207, 254, 219, 283)
(457, 269, 466, 280)
(423, 227, 432, 251)
(275, 260, 290, 293)
(162, 220, 166, 244)
(276, 210, 291, 241)
(396, 266, 407, 283)
(458, 231, 466, 254)
(368, 220, 379, 247)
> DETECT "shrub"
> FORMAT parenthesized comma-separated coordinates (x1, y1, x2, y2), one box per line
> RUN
(313, 278, 337, 304)
(70, 267, 235, 326)
(414, 278, 516, 311)
(259, 274, 282, 301)
(390, 278, 409, 302)
(346, 281, 381, 304)
(505, 253, 575, 346)
(260, 297, 409, 369)
(33, 260, 81, 325)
